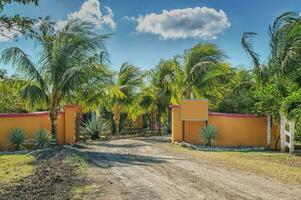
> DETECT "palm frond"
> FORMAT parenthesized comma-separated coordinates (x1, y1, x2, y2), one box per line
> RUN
(1, 47, 47, 91)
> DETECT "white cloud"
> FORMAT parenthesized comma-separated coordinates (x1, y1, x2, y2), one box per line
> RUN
(56, 0, 116, 30)
(123, 16, 137, 21)
(134, 7, 230, 40)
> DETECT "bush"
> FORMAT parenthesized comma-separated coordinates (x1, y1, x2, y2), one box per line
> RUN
(80, 118, 111, 140)
(201, 125, 218, 146)
(33, 129, 50, 148)
(9, 128, 26, 151)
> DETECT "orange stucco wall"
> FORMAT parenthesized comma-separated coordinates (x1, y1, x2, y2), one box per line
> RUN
(0, 105, 77, 151)
(171, 106, 277, 148)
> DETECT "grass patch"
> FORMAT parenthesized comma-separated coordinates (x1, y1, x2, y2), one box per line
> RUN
(0, 154, 35, 184)
(63, 152, 91, 199)
(63, 152, 88, 175)
(71, 185, 94, 200)
(172, 144, 301, 184)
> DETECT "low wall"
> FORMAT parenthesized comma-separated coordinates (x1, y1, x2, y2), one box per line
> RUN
(0, 105, 77, 151)
(171, 106, 278, 148)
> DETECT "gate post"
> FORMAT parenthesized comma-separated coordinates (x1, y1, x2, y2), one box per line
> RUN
(280, 114, 285, 152)
(267, 114, 271, 147)
(280, 114, 295, 154)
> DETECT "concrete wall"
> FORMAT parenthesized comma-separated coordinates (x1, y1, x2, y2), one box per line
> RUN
(0, 105, 77, 151)
(171, 105, 278, 148)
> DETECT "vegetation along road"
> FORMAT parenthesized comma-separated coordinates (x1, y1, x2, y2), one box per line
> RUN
(76, 136, 301, 200)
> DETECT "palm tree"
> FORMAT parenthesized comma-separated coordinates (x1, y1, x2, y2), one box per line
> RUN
(144, 59, 179, 132)
(174, 43, 233, 110)
(1, 18, 110, 143)
(98, 63, 143, 135)
(65, 63, 114, 141)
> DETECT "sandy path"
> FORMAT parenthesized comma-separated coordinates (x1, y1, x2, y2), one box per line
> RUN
(78, 136, 301, 200)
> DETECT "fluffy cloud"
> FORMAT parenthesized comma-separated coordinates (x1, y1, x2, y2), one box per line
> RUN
(135, 7, 230, 40)
(56, 0, 116, 30)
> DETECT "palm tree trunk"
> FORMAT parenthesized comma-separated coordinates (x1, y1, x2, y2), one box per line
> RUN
(50, 108, 59, 145)
(113, 113, 121, 135)
(75, 108, 83, 142)
(115, 121, 120, 135)
(113, 104, 121, 135)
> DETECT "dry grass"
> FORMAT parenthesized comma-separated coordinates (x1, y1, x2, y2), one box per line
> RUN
(172, 145, 301, 184)
(0, 154, 35, 184)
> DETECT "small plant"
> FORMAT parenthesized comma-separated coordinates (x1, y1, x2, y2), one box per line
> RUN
(9, 128, 26, 151)
(80, 118, 111, 140)
(201, 125, 218, 146)
(33, 129, 50, 148)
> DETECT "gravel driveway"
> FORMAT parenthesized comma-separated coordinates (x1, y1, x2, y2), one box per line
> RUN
(78, 136, 301, 200)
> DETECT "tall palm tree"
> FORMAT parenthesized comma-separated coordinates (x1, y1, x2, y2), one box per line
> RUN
(145, 59, 179, 131)
(1, 18, 110, 142)
(98, 63, 143, 135)
(175, 43, 232, 109)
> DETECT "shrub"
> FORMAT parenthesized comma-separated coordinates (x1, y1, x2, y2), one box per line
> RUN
(33, 129, 50, 148)
(9, 128, 26, 151)
(80, 118, 111, 140)
(201, 125, 218, 146)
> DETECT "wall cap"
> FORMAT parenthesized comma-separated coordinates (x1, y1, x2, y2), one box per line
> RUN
(170, 105, 262, 118)
(209, 112, 261, 118)
(0, 111, 65, 118)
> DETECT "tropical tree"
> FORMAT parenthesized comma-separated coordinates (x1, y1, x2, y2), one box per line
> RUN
(165, 43, 233, 111)
(241, 12, 301, 148)
(218, 68, 256, 114)
(241, 12, 301, 118)
(95, 63, 143, 135)
(143, 59, 179, 132)
(1, 18, 110, 143)
(65, 62, 114, 141)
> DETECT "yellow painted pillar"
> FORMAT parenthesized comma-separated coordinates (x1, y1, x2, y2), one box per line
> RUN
(171, 105, 183, 143)
(63, 105, 77, 144)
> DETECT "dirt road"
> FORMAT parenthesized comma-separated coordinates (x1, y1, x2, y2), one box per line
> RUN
(78, 136, 301, 200)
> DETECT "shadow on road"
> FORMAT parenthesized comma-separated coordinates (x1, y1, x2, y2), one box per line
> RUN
(133, 136, 171, 144)
(80, 151, 174, 168)
(96, 143, 151, 148)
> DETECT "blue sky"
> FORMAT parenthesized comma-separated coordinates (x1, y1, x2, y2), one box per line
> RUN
(1, 0, 301, 74)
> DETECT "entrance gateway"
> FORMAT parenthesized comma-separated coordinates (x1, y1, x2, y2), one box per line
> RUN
(181, 99, 208, 141)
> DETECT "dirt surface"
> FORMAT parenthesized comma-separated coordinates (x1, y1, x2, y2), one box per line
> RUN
(0, 148, 87, 200)
(78, 136, 301, 200)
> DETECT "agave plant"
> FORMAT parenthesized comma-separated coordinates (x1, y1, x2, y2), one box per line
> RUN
(80, 118, 111, 140)
(9, 128, 26, 151)
(201, 125, 218, 146)
(33, 129, 50, 148)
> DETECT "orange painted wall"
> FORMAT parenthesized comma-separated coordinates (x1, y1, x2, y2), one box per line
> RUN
(171, 106, 277, 148)
(0, 105, 76, 151)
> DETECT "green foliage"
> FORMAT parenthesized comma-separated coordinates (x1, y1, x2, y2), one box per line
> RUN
(0, 78, 30, 113)
(97, 63, 143, 134)
(218, 69, 256, 114)
(0, 0, 39, 40)
(33, 128, 50, 148)
(80, 118, 111, 140)
(8, 128, 26, 151)
(253, 82, 283, 119)
(201, 125, 218, 146)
